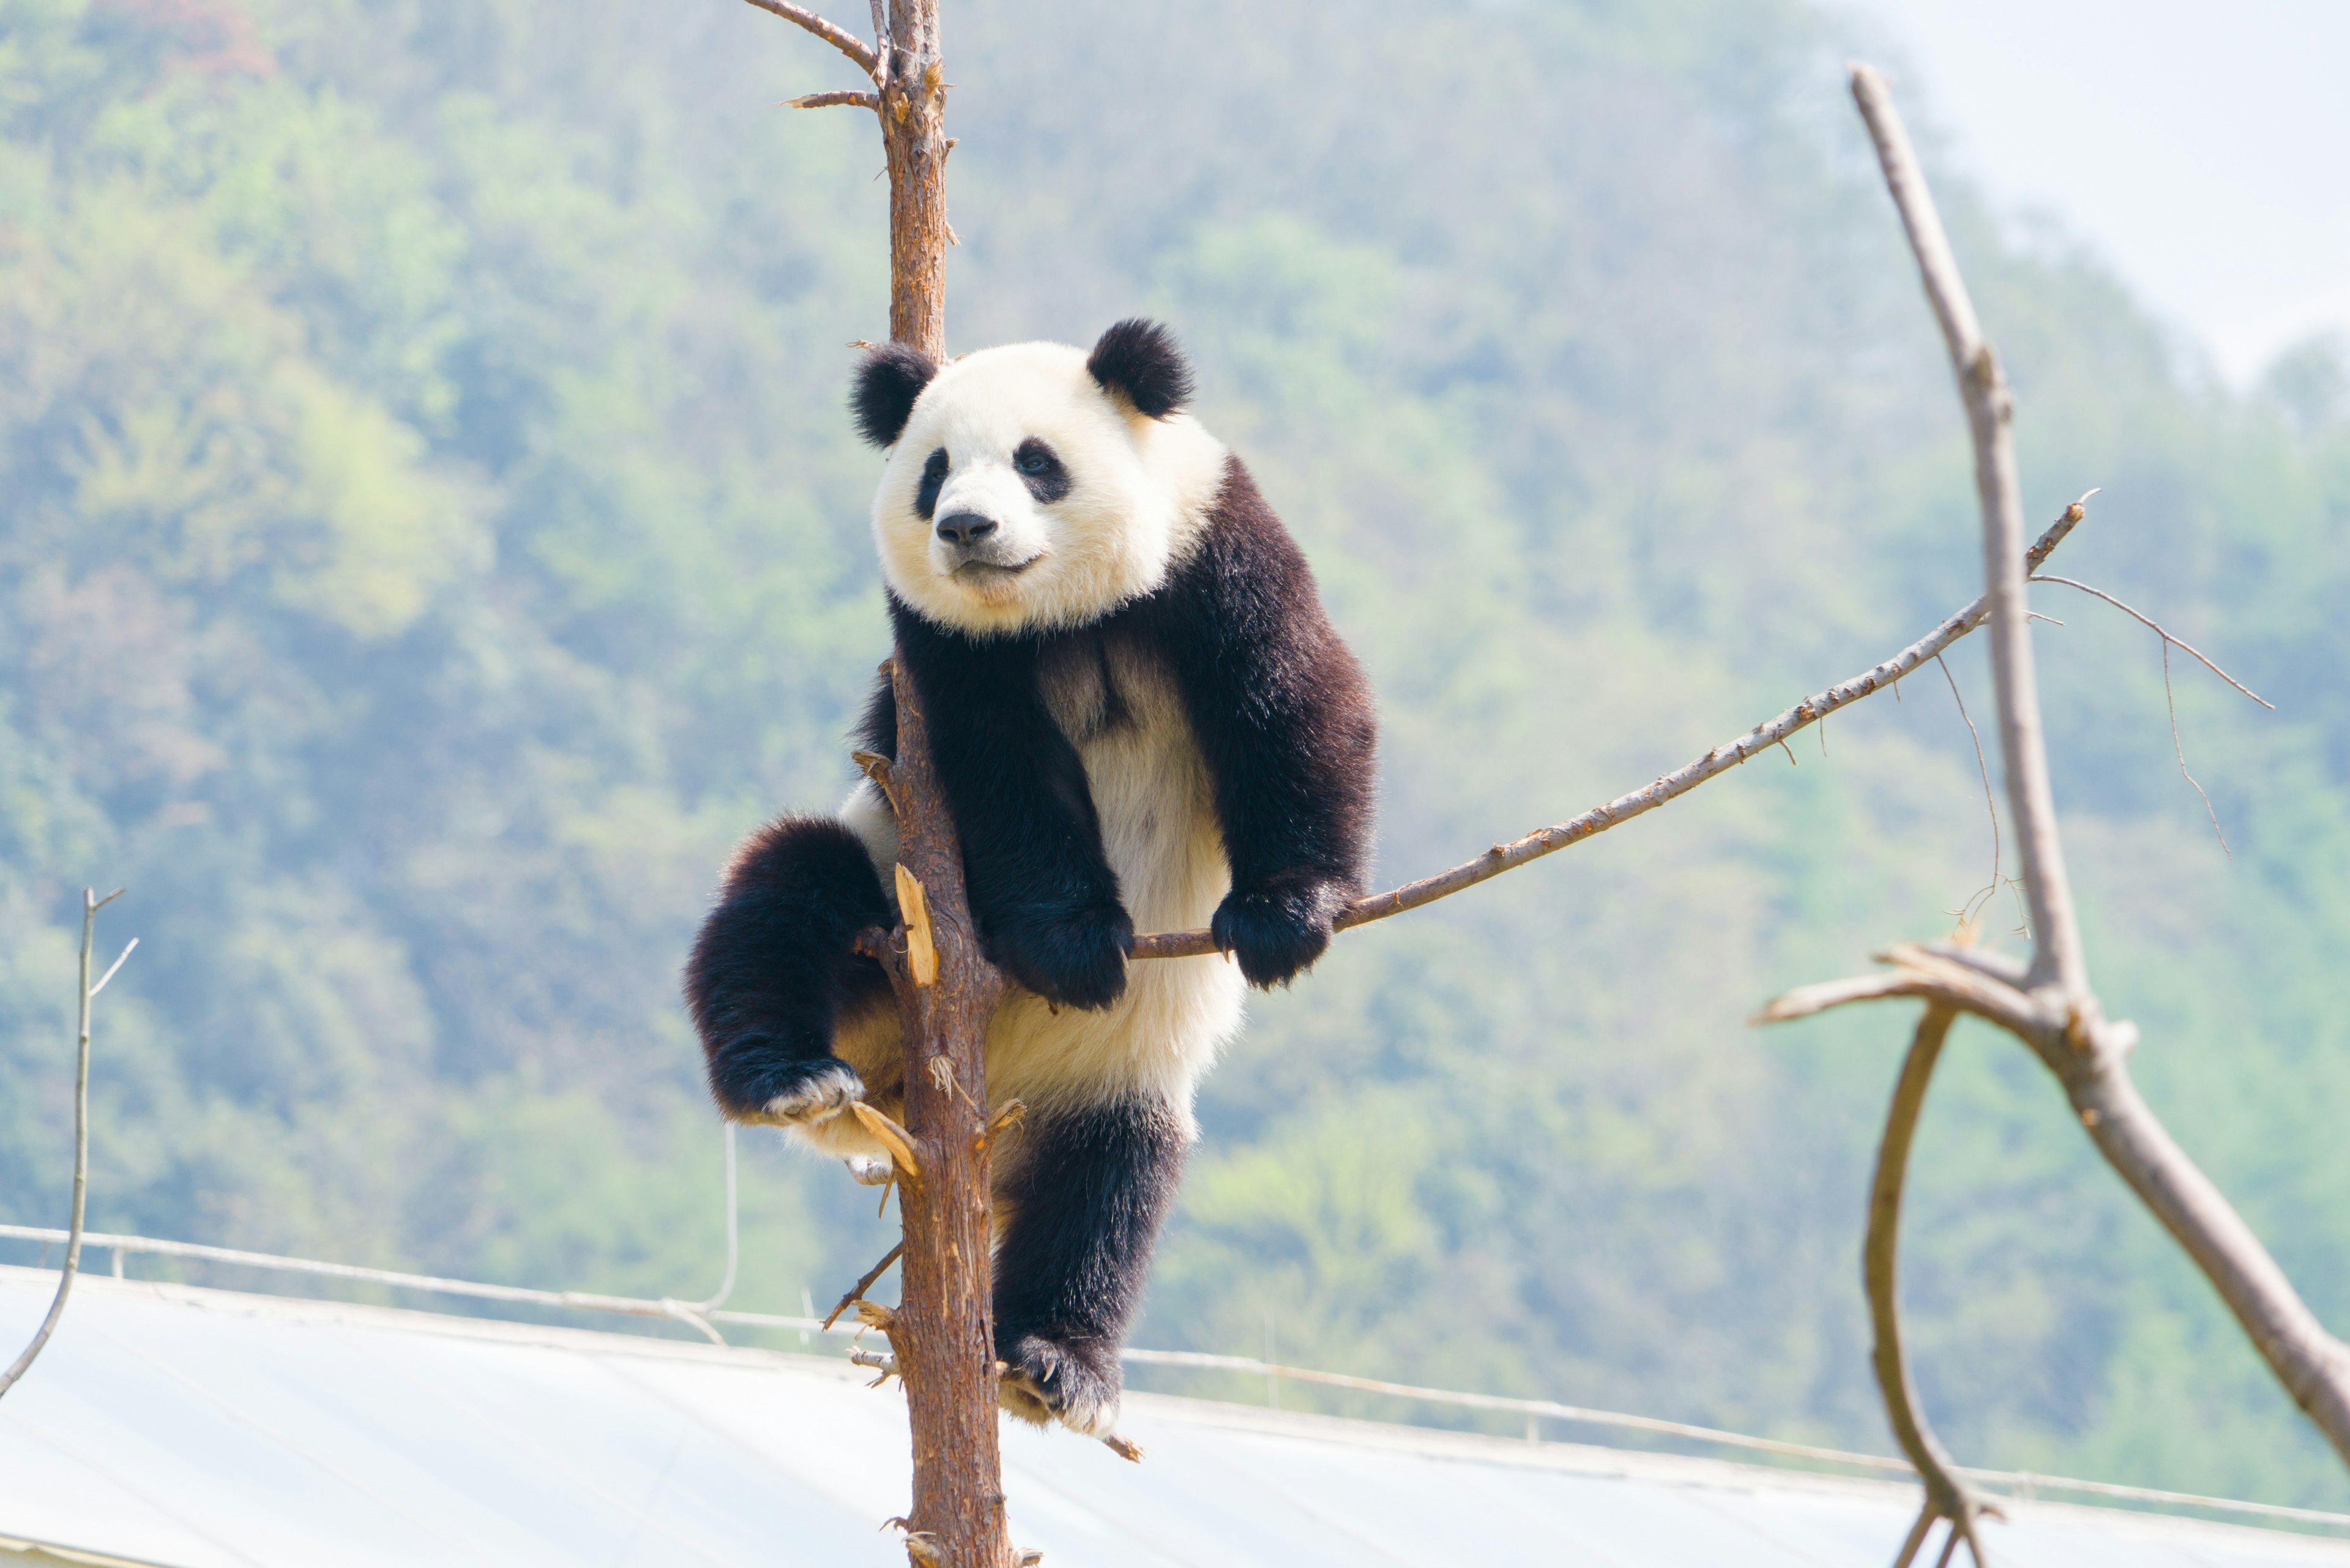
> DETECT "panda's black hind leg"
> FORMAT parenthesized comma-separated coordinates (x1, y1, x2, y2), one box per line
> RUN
(685, 815, 893, 1124)
(992, 1099, 1189, 1436)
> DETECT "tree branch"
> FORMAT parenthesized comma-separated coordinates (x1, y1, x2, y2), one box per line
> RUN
(1868, 1006, 1995, 1568)
(1852, 62, 2084, 999)
(822, 1239, 906, 1331)
(786, 89, 881, 110)
(875, 649, 1016, 1565)
(739, 0, 882, 77)
(2029, 575, 2273, 708)
(1759, 64, 2350, 1492)
(0, 888, 125, 1400)
(1131, 498, 2092, 961)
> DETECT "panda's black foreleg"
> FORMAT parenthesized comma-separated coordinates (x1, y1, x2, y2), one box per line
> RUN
(991, 1098, 1189, 1436)
(684, 815, 894, 1124)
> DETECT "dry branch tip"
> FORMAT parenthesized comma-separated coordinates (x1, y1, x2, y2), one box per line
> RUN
(849, 1100, 922, 1179)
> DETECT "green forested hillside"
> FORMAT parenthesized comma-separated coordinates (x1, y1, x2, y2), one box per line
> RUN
(4, 0, 2348, 1506)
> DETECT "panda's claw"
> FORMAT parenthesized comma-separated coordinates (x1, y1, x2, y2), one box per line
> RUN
(992, 903, 1133, 1012)
(1211, 879, 1338, 988)
(754, 1058, 865, 1126)
(997, 1332, 1122, 1437)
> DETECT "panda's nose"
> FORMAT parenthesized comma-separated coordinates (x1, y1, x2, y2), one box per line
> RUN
(936, 512, 998, 546)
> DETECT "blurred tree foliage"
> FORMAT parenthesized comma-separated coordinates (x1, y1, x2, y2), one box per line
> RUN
(2, 0, 2346, 1506)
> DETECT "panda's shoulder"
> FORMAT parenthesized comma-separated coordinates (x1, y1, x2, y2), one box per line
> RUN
(1169, 454, 1315, 595)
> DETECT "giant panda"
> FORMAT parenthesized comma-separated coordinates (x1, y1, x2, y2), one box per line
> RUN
(685, 319, 1377, 1436)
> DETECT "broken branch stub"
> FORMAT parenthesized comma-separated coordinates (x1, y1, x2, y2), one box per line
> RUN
(895, 864, 940, 985)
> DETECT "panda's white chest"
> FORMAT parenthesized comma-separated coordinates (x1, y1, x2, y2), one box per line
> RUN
(1037, 633, 1229, 937)
(967, 632, 1241, 1121)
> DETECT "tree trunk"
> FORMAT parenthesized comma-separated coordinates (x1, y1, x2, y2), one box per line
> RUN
(879, 655, 1016, 1566)
(871, 7, 1015, 1564)
(880, 1, 948, 360)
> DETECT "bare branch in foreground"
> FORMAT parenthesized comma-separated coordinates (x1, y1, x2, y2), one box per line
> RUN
(1772, 63, 2350, 1488)
(739, 0, 882, 76)
(1758, 939, 2350, 1467)
(1853, 64, 2085, 998)
(1130, 498, 2092, 961)
(1868, 1006, 1996, 1568)
(0, 888, 126, 1401)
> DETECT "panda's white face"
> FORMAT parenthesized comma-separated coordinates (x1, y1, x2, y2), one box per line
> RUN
(871, 342, 1228, 636)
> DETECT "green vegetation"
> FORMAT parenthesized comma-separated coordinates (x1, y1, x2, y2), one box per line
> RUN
(3, 0, 2347, 1507)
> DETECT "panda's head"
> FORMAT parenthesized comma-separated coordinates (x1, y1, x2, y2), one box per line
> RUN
(855, 320, 1230, 636)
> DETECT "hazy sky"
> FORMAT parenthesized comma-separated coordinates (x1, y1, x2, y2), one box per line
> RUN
(1833, 0, 2350, 384)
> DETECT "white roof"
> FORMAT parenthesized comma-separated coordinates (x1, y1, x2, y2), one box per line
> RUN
(2, 1265, 2344, 1567)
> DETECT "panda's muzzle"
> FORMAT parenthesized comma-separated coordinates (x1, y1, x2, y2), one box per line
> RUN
(935, 511, 998, 547)
(935, 510, 1043, 581)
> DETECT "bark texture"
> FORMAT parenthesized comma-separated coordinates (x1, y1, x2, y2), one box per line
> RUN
(879, 1, 949, 359)
(878, 654, 1015, 1567)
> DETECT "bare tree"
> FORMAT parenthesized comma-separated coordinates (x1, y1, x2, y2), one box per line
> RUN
(1756, 67, 2350, 1567)
(0, 889, 132, 1402)
(736, 11, 2340, 1562)
(739, 4, 1023, 1563)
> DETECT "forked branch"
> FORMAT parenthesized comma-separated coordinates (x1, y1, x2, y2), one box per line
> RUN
(1758, 67, 2350, 1528)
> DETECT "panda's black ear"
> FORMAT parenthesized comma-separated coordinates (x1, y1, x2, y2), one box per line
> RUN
(1087, 318, 1193, 419)
(851, 342, 939, 447)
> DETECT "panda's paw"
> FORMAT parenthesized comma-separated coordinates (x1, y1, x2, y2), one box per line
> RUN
(996, 1332, 1121, 1438)
(1212, 877, 1340, 988)
(994, 903, 1133, 1012)
(752, 1057, 865, 1126)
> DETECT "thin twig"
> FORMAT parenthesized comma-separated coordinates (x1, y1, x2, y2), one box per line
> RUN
(738, 0, 882, 75)
(89, 938, 137, 998)
(1130, 501, 2092, 961)
(824, 1240, 908, 1331)
(2029, 571, 2275, 856)
(2028, 576, 2272, 708)
(0, 888, 125, 1400)
(2164, 641, 2231, 856)
(1869, 1006, 1995, 1567)
(1934, 654, 2002, 931)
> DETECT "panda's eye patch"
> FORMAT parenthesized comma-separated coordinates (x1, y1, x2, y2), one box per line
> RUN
(915, 447, 950, 519)
(1012, 438, 1070, 503)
